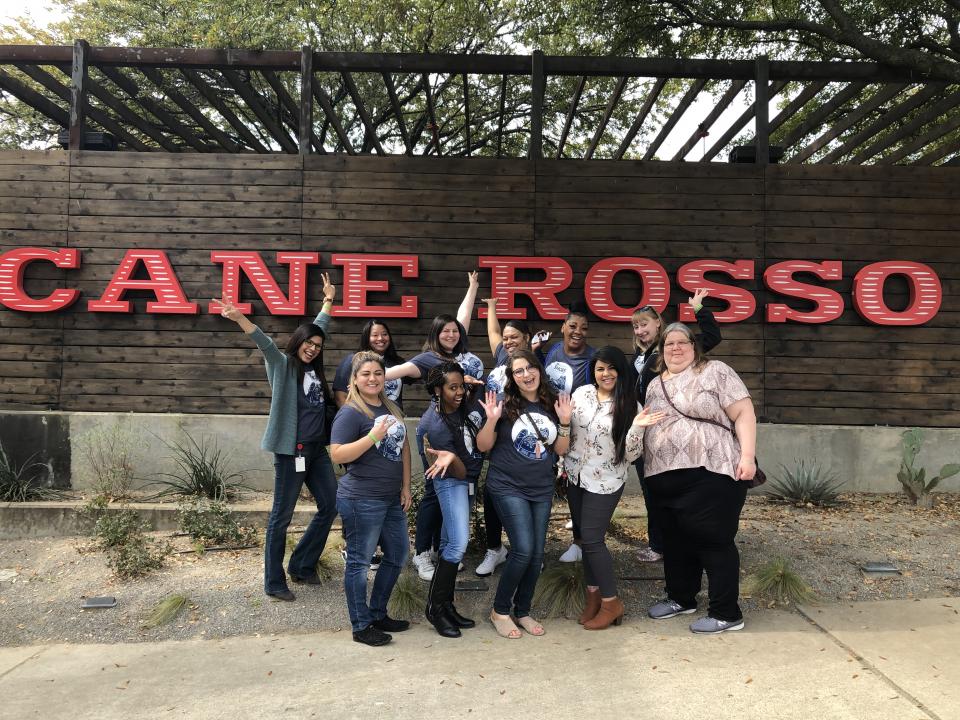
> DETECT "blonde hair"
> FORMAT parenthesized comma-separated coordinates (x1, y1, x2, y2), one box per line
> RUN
(344, 351, 404, 419)
(631, 305, 663, 351)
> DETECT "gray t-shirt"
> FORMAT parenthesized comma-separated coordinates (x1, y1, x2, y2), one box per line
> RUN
(331, 403, 407, 500)
(485, 401, 558, 502)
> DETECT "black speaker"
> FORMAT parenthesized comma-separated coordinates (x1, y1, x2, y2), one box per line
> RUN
(728, 145, 784, 163)
(57, 130, 117, 151)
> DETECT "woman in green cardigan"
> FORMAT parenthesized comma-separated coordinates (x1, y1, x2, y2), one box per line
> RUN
(216, 274, 337, 602)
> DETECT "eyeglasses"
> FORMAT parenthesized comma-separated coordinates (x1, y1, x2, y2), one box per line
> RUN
(663, 340, 693, 350)
(302, 339, 324, 351)
(512, 365, 538, 377)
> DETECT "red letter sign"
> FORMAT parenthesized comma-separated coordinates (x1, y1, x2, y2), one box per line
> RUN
(207, 251, 319, 315)
(764, 260, 844, 323)
(584, 258, 670, 321)
(478, 256, 572, 320)
(87, 250, 197, 314)
(853, 261, 942, 326)
(677, 260, 756, 322)
(332, 254, 418, 317)
(0, 247, 80, 312)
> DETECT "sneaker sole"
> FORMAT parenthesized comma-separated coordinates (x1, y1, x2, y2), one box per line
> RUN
(690, 621, 745, 635)
(648, 607, 697, 620)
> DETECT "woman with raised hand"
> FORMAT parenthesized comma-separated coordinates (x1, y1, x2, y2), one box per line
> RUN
(643, 322, 756, 635)
(566, 346, 664, 630)
(333, 319, 407, 409)
(385, 271, 483, 583)
(329, 352, 412, 647)
(630, 289, 722, 563)
(418, 362, 486, 638)
(215, 274, 338, 604)
(476, 349, 571, 640)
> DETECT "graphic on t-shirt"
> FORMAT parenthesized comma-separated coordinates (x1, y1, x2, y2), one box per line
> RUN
(511, 412, 557, 461)
(634, 355, 644, 373)
(303, 370, 324, 406)
(384, 378, 402, 402)
(485, 365, 507, 395)
(378, 418, 406, 462)
(464, 409, 483, 457)
(456, 352, 484, 380)
(545, 361, 573, 395)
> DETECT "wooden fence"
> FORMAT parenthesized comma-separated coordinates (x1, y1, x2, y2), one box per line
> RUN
(1, 150, 957, 426)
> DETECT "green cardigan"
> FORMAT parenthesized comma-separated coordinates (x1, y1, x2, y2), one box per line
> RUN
(250, 309, 331, 456)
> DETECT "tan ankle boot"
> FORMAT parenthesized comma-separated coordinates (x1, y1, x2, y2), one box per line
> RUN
(578, 588, 601, 625)
(584, 597, 624, 630)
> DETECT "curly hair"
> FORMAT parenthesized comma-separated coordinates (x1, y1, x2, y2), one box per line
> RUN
(502, 349, 558, 423)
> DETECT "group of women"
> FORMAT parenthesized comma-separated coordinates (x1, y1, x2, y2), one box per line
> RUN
(215, 269, 757, 646)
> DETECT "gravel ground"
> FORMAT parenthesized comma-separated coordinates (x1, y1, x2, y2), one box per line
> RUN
(1, 493, 958, 646)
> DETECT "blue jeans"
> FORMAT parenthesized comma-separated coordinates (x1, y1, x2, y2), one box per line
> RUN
(265, 444, 337, 594)
(336, 496, 409, 632)
(414, 476, 442, 554)
(434, 478, 469, 563)
(491, 493, 551, 618)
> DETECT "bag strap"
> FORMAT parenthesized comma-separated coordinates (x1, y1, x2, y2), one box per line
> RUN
(522, 406, 552, 448)
(658, 374, 735, 436)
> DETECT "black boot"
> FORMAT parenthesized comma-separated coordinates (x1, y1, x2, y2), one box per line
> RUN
(438, 559, 475, 629)
(426, 558, 460, 638)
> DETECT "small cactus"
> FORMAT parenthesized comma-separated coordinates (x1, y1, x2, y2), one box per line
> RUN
(898, 429, 960, 508)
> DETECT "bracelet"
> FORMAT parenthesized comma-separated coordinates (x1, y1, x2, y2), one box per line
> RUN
(367, 431, 379, 446)
(692, 303, 703, 312)
(557, 426, 570, 438)
(322, 299, 333, 306)
(559, 422, 570, 428)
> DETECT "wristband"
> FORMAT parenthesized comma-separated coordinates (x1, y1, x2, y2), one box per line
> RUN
(692, 303, 703, 312)
(367, 431, 380, 448)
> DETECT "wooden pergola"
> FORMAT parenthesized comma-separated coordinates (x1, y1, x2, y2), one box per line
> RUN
(0, 43, 958, 164)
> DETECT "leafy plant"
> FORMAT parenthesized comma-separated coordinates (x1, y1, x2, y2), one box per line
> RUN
(94, 509, 148, 549)
(177, 499, 257, 547)
(150, 433, 248, 501)
(0, 443, 58, 501)
(108, 535, 170, 579)
(533, 562, 585, 618)
(766, 459, 845, 507)
(74, 421, 137, 500)
(142, 594, 188, 629)
(387, 571, 428, 619)
(898, 429, 960, 508)
(743, 557, 816, 606)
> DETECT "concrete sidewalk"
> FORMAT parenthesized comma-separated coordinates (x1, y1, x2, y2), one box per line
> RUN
(1, 598, 956, 720)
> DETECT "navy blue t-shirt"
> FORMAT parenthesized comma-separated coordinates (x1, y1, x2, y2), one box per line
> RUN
(410, 349, 484, 383)
(333, 353, 406, 409)
(485, 401, 558, 502)
(330, 403, 407, 500)
(296, 370, 328, 443)
(417, 401, 486, 483)
(543, 343, 595, 395)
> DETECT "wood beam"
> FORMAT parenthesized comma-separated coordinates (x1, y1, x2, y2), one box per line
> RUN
(672, 79, 746, 161)
(262, 68, 324, 154)
(462, 73, 471, 157)
(180, 68, 268, 152)
(141, 66, 238, 152)
(850, 88, 960, 163)
(219, 67, 297, 152)
(311, 79, 355, 154)
(699, 81, 786, 161)
(877, 110, 960, 164)
(557, 76, 586, 159)
(529, 49, 544, 160)
(778, 82, 867, 152)
(643, 78, 706, 160)
(496, 74, 507, 158)
(768, 81, 828, 134)
(298, 47, 315, 154)
(0, 67, 69, 127)
(754, 56, 770, 165)
(614, 77, 665, 160)
(69, 39, 88, 151)
(915, 135, 960, 165)
(586, 76, 628, 160)
(421, 72, 440, 156)
(341, 71, 385, 154)
(381, 71, 411, 154)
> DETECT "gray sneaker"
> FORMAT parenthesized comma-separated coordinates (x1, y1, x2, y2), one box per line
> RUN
(647, 600, 697, 620)
(689, 616, 745, 634)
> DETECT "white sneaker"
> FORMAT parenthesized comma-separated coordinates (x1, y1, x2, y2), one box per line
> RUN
(475, 545, 509, 577)
(558, 543, 582, 563)
(412, 550, 435, 581)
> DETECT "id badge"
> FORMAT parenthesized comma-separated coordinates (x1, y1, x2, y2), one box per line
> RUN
(294, 443, 306, 473)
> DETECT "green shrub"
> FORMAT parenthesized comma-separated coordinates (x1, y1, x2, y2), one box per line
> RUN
(0, 443, 59, 501)
(898, 428, 960, 508)
(766, 459, 844, 506)
(74, 421, 136, 500)
(743, 556, 816, 606)
(177, 499, 257, 547)
(150, 433, 248, 501)
(94, 509, 148, 549)
(533, 562, 585, 618)
(108, 535, 170, 579)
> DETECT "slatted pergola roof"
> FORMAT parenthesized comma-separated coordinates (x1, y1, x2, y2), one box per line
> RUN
(1, 43, 958, 165)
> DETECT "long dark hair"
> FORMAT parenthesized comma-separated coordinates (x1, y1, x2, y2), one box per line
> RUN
(358, 318, 403, 365)
(503, 349, 557, 423)
(284, 323, 332, 402)
(423, 314, 467, 357)
(425, 361, 481, 450)
(589, 346, 637, 465)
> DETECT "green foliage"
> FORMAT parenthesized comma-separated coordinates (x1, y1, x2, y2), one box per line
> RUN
(743, 556, 816, 606)
(74, 421, 137, 500)
(532, 561, 584, 618)
(314, 542, 345, 583)
(0, 443, 59, 501)
(94, 509, 148, 549)
(142, 594, 188, 629)
(108, 535, 170, 579)
(177, 499, 258, 547)
(898, 428, 960, 507)
(150, 433, 248, 501)
(766, 459, 844, 507)
(405, 471, 425, 529)
(386, 571, 427, 619)
(76, 494, 110, 530)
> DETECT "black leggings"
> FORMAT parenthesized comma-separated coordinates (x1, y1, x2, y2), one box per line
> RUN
(646, 467, 748, 622)
(566, 482, 624, 598)
(483, 484, 504, 550)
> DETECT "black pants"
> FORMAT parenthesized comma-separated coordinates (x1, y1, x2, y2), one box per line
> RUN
(566, 482, 624, 598)
(646, 467, 748, 622)
(633, 458, 663, 553)
(483, 484, 504, 550)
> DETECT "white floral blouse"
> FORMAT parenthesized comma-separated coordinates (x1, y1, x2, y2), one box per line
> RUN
(564, 385, 645, 495)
